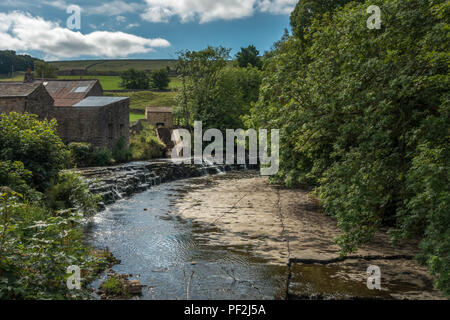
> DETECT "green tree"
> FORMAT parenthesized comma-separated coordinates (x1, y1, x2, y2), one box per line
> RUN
(34, 61, 58, 78)
(176, 47, 262, 132)
(151, 68, 170, 90)
(120, 69, 150, 89)
(248, 0, 449, 294)
(0, 112, 66, 191)
(236, 45, 262, 69)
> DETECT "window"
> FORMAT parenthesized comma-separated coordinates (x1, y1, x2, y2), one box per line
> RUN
(119, 124, 124, 137)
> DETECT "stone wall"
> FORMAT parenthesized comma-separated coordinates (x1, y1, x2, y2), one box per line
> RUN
(52, 106, 102, 147)
(145, 111, 173, 130)
(86, 81, 104, 98)
(98, 99, 130, 149)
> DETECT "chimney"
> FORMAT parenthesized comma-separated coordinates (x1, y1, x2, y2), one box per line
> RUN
(24, 67, 34, 83)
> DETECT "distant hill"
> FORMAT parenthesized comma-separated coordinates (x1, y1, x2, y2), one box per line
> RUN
(49, 59, 178, 75)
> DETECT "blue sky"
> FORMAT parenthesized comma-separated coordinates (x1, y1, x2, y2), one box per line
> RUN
(0, 0, 295, 61)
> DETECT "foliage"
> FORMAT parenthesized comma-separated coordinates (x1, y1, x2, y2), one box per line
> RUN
(34, 61, 58, 78)
(0, 112, 66, 191)
(68, 142, 112, 168)
(176, 46, 262, 131)
(249, 0, 449, 294)
(45, 171, 100, 217)
(0, 161, 34, 198)
(151, 68, 170, 90)
(236, 45, 262, 69)
(119, 68, 150, 89)
(0, 190, 107, 299)
(99, 276, 126, 296)
(112, 136, 132, 164)
(0, 50, 35, 74)
(129, 122, 165, 160)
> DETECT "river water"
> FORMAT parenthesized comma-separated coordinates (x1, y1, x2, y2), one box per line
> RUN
(86, 171, 444, 300)
(86, 172, 287, 300)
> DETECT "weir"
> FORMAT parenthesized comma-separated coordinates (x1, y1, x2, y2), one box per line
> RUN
(79, 159, 257, 208)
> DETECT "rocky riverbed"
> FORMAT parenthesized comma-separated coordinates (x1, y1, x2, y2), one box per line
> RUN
(85, 169, 445, 300)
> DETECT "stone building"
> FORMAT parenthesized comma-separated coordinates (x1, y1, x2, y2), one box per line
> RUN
(145, 106, 173, 129)
(53, 96, 129, 149)
(0, 77, 130, 150)
(0, 82, 54, 120)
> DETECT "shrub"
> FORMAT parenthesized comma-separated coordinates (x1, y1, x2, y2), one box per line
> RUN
(0, 161, 33, 197)
(112, 136, 132, 164)
(45, 171, 101, 217)
(0, 112, 66, 191)
(99, 276, 126, 297)
(0, 190, 106, 299)
(68, 143, 112, 168)
(129, 123, 165, 160)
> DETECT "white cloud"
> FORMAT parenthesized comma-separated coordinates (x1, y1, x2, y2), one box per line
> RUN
(257, 0, 297, 15)
(140, 0, 297, 23)
(0, 11, 170, 59)
(116, 15, 126, 23)
(88, 1, 143, 16)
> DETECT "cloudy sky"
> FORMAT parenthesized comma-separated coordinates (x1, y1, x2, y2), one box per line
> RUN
(0, 0, 295, 61)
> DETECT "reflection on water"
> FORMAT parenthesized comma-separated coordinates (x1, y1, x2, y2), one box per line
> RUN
(86, 175, 286, 300)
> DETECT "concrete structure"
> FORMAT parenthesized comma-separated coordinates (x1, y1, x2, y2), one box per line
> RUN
(0, 76, 129, 150)
(0, 82, 53, 120)
(145, 106, 173, 130)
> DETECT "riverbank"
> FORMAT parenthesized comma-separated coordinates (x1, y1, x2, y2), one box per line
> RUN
(86, 170, 445, 300)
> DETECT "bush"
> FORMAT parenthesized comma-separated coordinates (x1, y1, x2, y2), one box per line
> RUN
(68, 143, 112, 168)
(0, 190, 106, 299)
(45, 171, 101, 217)
(0, 161, 33, 197)
(0, 112, 66, 191)
(129, 123, 165, 160)
(112, 136, 132, 164)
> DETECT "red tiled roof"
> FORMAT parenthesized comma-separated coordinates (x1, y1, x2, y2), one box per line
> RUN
(38, 79, 100, 107)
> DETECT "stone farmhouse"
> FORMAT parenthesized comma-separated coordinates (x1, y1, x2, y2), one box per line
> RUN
(0, 76, 129, 149)
(0, 82, 54, 120)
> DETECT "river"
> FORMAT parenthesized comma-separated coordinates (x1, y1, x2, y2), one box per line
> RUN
(86, 171, 444, 300)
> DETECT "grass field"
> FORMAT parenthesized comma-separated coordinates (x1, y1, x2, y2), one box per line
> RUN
(55, 75, 180, 91)
(0, 72, 25, 82)
(130, 112, 146, 123)
(49, 59, 177, 72)
(105, 91, 177, 110)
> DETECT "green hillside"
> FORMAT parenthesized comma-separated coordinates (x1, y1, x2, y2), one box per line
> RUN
(49, 59, 177, 73)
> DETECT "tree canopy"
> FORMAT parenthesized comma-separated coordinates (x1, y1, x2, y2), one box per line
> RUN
(248, 0, 449, 295)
